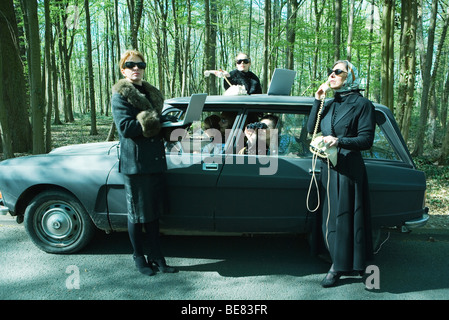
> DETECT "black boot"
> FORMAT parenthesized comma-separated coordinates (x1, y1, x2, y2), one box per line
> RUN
(320, 265, 341, 288)
(321, 270, 341, 288)
(151, 258, 179, 273)
(133, 255, 156, 276)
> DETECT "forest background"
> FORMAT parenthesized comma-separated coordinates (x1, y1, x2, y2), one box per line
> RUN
(0, 0, 448, 220)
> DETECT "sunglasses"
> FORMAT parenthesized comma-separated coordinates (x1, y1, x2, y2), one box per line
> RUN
(124, 61, 147, 69)
(236, 59, 250, 65)
(327, 68, 347, 77)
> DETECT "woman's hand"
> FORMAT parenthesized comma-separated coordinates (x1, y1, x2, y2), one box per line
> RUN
(323, 135, 338, 147)
(315, 82, 330, 100)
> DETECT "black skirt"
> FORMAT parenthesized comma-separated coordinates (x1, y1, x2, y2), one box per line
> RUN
(320, 156, 373, 272)
(124, 172, 167, 224)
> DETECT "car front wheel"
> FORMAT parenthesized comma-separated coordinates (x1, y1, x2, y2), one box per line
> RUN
(24, 190, 96, 254)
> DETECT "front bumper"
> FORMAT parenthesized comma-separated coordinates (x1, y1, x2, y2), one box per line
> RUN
(0, 205, 9, 215)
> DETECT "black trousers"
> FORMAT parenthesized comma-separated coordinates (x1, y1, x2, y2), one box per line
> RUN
(128, 219, 164, 260)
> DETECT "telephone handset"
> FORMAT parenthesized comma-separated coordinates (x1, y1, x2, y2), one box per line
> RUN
(319, 80, 331, 100)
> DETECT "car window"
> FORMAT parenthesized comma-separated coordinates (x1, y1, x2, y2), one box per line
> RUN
(164, 106, 401, 162)
(361, 122, 400, 161)
(233, 109, 401, 161)
(232, 111, 312, 158)
(165, 108, 239, 155)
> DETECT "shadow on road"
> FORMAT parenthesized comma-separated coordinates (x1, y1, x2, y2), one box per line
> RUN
(82, 230, 330, 278)
(81, 227, 449, 296)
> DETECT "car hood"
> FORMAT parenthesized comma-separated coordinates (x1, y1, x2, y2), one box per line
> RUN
(49, 141, 119, 156)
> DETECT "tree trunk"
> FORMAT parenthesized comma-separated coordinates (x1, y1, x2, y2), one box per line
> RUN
(181, 0, 192, 97)
(0, 0, 32, 154)
(286, 0, 298, 70)
(439, 68, 449, 164)
(312, 0, 324, 81)
(427, 6, 449, 147)
(24, 0, 45, 154)
(346, 0, 354, 61)
(397, 0, 417, 143)
(333, 0, 342, 61)
(366, 0, 375, 99)
(262, 0, 270, 92)
(0, 41, 13, 159)
(204, 0, 217, 95)
(413, 0, 438, 156)
(402, 0, 417, 143)
(381, 0, 393, 111)
(85, 0, 97, 135)
(128, 0, 144, 50)
(44, 0, 53, 152)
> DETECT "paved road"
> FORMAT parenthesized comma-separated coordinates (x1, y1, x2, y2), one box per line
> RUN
(1, 213, 449, 306)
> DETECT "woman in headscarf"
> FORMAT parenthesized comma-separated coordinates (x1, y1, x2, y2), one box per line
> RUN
(307, 60, 376, 287)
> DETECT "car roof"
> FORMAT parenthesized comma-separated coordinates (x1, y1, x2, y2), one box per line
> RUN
(164, 94, 316, 107)
(164, 94, 393, 118)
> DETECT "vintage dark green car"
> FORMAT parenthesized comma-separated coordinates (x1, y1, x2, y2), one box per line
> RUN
(0, 95, 428, 253)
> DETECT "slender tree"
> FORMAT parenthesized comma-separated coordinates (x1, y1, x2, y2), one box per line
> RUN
(262, 0, 271, 92)
(44, 0, 53, 152)
(333, 0, 342, 61)
(23, 0, 45, 154)
(84, 0, 97, 135)
(397, 0, 417, 143)
(414, 0, 438, 156)
(381, 0, 395, 111)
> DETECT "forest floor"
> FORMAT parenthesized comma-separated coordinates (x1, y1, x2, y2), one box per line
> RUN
(2, 113, 448, 230)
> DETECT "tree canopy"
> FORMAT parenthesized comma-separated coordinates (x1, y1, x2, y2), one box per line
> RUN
(0, 0, 448, 163)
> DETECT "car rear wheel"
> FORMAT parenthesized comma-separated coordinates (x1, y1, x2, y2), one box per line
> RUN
(24, 190, 96, 254)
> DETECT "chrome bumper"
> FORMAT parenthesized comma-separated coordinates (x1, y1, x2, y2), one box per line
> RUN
(404, 208, 429, 230)
(0, 205, 9, 215)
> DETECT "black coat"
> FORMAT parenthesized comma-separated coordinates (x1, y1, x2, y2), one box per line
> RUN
(111, 80, 167, 175)
(307, 92, 376, 272)
(224, 70, 262, 94)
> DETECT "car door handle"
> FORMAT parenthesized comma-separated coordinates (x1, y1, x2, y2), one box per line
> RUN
(203, 163, 219, 171)
(309, 168, 321, 174)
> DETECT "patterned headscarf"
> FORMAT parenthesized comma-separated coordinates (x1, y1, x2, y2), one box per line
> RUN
(332, 60, 361, 93)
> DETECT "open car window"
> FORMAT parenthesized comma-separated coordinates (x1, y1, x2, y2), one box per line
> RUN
(164, 108, 239, 155)
(231, 111, 312, 157)
(164, 106, 402, 162)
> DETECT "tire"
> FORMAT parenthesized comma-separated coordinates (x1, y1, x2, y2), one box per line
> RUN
(24, 190, 96, 254)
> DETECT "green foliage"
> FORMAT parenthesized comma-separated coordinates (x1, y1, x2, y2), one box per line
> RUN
(415, 157, 449, 215)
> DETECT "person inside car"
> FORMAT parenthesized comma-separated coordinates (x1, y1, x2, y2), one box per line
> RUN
(201, 114, 222, 155)
(239, 114, 279, 155)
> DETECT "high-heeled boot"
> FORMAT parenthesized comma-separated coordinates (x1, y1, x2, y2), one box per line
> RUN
(321, 265, 341, 288)
(151, 258, 179, 273)
(133, 255, 156, 276)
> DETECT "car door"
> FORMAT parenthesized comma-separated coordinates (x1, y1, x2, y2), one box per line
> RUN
(160, 106, 243, 232)
(215, 108, 317, 233)
(362, 108, 426, 228)
(106, 106, 242, 232)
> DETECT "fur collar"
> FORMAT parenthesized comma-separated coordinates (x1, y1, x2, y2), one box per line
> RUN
(112, 79, 164, 114)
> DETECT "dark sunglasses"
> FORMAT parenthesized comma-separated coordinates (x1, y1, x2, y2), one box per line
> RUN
(236, 59, 250, 65)
(327, 68, 347, 77)
(124, 61, 147, 69)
